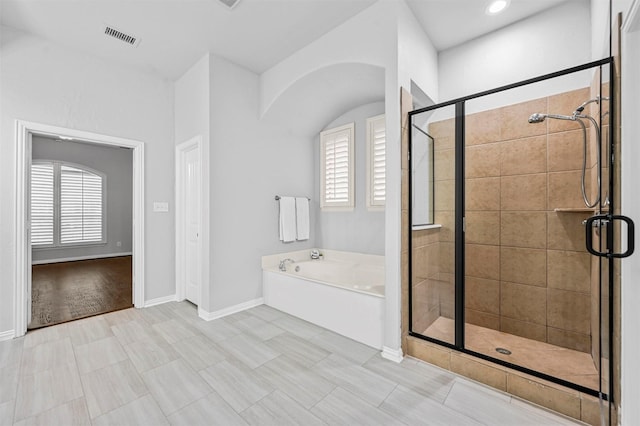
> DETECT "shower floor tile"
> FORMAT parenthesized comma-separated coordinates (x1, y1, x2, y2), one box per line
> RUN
(423, 317, 600, 390)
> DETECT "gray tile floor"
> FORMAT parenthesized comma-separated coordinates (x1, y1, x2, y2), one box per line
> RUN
(0, 302, 581, 425)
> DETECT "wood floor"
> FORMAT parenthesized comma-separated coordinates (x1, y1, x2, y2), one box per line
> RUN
(0, 302, 580, 425)
(30, 256, 132, 330)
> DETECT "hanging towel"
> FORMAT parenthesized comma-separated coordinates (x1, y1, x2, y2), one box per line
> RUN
(295, 197, 310, 241)
(279, 196, 297, 243)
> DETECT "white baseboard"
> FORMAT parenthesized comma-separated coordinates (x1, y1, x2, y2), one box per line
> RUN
(144, 294, 178, 308)
(381, 346, 404, 363)
(0, 330, 15, 341)
(32, 252, 132, 265)
(198, 297, 264, 321)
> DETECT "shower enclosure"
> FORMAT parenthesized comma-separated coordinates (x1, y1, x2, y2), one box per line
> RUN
(408, 58, 634, 423)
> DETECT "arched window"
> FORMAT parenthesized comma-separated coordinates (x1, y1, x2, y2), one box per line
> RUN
(31, 161, 106, 247)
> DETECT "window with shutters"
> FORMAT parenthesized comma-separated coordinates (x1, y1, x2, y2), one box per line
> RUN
(320, 123, 355, 210)
(366, 115, 385, 210)
(30, 161, 106, 248)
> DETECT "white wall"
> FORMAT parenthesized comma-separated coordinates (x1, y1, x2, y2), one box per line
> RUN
(0, 25, 175, 333)
(316, 101, 385, 255)
(174, 53, 211, 313)
(438, 0, 591, 103)
(31, 137, 133, 262)
(208, 55, 316, 312)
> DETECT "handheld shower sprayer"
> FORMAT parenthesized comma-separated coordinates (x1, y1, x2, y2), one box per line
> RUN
(527, 98, 605, 209)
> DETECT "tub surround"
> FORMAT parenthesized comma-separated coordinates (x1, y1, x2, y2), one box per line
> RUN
(262, 249, 384, 349)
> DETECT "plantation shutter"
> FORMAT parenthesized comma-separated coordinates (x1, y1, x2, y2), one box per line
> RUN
(31, 163, 55, 246)
(370, 116, 386, 205)
(321, 123, 354, 209)
(60, 165, 103, 244)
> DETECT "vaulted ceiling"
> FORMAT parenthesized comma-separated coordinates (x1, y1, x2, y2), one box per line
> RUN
(0, 0, 570, 80)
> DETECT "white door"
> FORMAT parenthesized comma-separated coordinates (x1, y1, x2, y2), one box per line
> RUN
(178, 140, 202, 305)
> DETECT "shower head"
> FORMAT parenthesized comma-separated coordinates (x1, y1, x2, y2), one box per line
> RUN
(527, 113, 576, 124)
(528, 113, 546, 123)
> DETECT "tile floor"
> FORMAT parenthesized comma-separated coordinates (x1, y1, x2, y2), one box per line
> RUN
(424, 317, 600, 390)
(0, 302, 582, 425)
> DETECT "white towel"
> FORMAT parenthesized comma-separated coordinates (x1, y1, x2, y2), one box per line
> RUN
(279, 196, 296, 243)
(295, 197, 310, 241)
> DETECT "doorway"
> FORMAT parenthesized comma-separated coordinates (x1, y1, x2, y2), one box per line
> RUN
(28, 135, 134, 329)
(14, 120, 145, 337)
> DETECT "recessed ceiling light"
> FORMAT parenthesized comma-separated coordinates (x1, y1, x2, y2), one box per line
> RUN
(486, 0, 510, 15)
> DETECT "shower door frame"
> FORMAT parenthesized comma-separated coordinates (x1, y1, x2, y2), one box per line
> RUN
(407, 57, 615, 399)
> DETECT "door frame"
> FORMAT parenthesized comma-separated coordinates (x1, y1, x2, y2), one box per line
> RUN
(175, 136, 205, 305)
(14, 120, 145, 337)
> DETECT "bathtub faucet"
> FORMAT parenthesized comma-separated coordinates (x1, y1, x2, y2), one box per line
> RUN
(279, 258, 295, 272)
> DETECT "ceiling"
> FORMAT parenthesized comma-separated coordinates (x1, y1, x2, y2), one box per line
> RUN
(406, 0, 571, 51)
(0, 0, 572, 81)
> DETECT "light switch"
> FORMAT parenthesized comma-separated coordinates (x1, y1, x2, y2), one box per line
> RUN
(153, 202, 169, 212)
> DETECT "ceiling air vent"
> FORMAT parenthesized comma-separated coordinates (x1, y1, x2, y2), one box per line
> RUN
(218, 0, 241, 10)
(104, 25, 140, 47)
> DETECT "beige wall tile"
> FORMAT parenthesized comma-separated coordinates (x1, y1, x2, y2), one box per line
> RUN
(500, 247, 546, 287)
(429, 118, 455, 141)
(547, 212, 589, 251)
(401, 169, 408, 210)
(466, 143, 500, 178)
(434, 180, 455, 211)
(435, 136, 454, 151)
(465, 309, 500, 330)
(439, 242, 455, 275)
(412, 243, 439, 281)
(412, 228, 440, 248)
(434, 211, 454, 242)
(450, 353, 507, 391)
(548, 171, 585, 210)
(411, 280, 432, 332)
(400, 87, 412, 130)
(547, 250, 591, 293)
(466, 109, 501, 146)
(434, 148, 455, 181)
(548, 87, 591, 133)
(507, 374, 581, 419)
(500, 317, 547, 342)
(500, 98, 548, 141)
(547, 327, 590, 353)
(501, 282, 547, 325)
(406, 337, 451, 370)
(548, 130, 587, 172)
(402, 126, 409, 169)
(500, 211, 546, 249)
(466, 244, 499, 280)
(500, 174, 547, 211)
(466, 177, 500, 211)
(465, 277, 500, 315)
(500, 136, 547, 176)
(547, 289, 590, 334)
(465, 211, 500, 245)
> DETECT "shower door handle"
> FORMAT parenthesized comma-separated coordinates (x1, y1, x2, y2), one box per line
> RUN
(585, 214, 635, 258)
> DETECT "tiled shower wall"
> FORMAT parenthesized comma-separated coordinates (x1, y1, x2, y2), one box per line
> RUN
(418, 87, 597, 353)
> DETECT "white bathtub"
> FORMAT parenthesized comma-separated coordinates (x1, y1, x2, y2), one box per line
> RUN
(262, 249, 384, 349)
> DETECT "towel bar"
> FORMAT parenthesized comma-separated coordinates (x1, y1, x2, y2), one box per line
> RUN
(275, 195, 311, 201)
